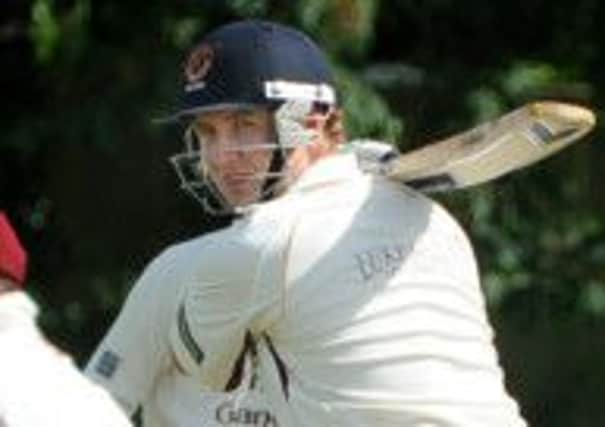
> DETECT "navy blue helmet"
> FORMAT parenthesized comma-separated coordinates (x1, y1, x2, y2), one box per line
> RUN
(165, 20, 337, 121)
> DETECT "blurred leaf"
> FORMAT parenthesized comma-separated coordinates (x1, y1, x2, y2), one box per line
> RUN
(363, 62, 426, 90)
(29, 0, 92, 65)
(297, 0, 378, 57)
(578, 282, 605, 316)
(226, 0, 269, 16)
(165, 17, 204, 49)
(335, 66, 404, 142)
(466, 87, 506, 122)
(30, 0, 61, 64)
(501, 61, 559, 98)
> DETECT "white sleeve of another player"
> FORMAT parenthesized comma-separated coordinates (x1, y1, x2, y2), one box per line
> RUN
(0, 292, 133, 427)
(84, 246, 185, 416)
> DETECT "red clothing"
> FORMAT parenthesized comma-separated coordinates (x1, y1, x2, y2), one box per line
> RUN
(0, 213, 27, 286)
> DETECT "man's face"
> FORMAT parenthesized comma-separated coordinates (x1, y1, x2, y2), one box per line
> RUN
(193, 108, 274, 207)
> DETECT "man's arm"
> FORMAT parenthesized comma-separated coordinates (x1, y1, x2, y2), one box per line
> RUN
(85, 247, 184, 416)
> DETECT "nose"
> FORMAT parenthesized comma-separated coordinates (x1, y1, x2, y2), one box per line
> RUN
(205, 138, 248, 170)
(215, 143, 245, 164)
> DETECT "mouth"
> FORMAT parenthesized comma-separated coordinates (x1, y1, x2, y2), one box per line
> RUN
(222, 173, 258, 185)
(219, 172, 262, 198)
(210, 168, 266, 205)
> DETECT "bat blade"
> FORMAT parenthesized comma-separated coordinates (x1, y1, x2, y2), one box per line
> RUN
(386, 101, 596, 192)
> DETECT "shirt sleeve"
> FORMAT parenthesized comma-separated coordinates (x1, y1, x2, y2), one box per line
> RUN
(84, 246, 185, 416)
(0, 292, 133, 427)
(167, 229, 268, 391)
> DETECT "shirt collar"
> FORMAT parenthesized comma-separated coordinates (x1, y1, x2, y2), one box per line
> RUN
(287, 152, 362, 194)
(238, 151, 362, 216)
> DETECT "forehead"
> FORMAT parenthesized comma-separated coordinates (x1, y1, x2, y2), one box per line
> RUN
(195, 107, 271, 126)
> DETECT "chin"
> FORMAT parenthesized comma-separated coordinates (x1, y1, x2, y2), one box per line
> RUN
(220, 182, 263, 207)
(225, 192, 260, 207)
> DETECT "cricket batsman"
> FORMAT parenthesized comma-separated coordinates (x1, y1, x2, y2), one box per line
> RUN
(85, 20, 528, 426)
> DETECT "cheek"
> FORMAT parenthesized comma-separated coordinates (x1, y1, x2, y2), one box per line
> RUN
(249, 150, 273, 170)
(202, 145, 224, 168)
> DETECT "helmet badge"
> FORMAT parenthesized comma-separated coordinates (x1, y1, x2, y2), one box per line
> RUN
(184, 43, 214, 91)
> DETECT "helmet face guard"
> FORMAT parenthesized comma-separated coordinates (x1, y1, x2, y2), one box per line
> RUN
(164, 20, 337, 214)
(170, 99, 331, 215)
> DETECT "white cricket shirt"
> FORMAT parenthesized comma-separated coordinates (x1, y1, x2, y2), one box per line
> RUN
(86, 150, 527, 426)
(0, 291, 132, 427)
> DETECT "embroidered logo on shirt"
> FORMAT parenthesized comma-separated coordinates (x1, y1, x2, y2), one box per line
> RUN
(94, 350, 121, 379)
(355, 244, 408, 283)
(177, 303, 205, 365)
(215, 401, 279, 427)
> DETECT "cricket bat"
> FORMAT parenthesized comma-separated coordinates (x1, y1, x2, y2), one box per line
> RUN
(362, 101, 596, 192)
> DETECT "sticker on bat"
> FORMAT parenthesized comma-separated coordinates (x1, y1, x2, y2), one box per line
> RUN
(529, 121, 581, 146)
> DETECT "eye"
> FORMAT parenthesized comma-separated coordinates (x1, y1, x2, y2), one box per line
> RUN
(238, 116, 260, 129)
(238, 110, 268, 128)
(195, 122, 217, 145)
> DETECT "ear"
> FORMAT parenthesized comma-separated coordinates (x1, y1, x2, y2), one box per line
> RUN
(305, 108, 346, 148)
(303, 112, 331, 151)
(304, 112, 327, 132)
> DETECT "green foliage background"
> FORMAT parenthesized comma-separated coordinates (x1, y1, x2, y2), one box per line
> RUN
(2, 1, 605, 425)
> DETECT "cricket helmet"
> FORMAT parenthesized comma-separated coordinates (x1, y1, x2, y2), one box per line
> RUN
(165, 19, 336, 120)
(167, 20, 339, 214)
